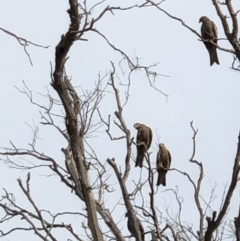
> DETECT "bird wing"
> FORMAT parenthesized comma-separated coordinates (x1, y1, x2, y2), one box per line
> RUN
(201, 20, 214, 39)
(211, 21, 218, 42)
(147, 127, 152, 150)
(201, 23, 205, 37)
(136, 128, 142, 142)
(156, 150, 160, 166)
(168, 150, 172, 168)
(137, 126, 149, 147)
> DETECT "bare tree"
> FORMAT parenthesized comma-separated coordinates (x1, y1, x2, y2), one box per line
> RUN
(0, 1, 240, 241)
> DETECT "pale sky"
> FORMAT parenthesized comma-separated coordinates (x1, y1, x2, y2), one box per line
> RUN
(0, 0, 240, 240)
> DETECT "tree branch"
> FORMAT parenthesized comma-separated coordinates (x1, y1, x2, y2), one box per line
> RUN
(204, 131, 240, 241)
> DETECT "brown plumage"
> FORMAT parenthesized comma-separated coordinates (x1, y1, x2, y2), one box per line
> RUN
(199, 16, 220, 66)
(134, 123, 152, 168)
(126, 212, 145, 241)
(156, 143, 171, 186)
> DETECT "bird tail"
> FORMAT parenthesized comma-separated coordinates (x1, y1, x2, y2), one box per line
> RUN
(135, 155, 144, 168)
(210, 47, 220, 66)
(157, 172, 166, 186)
(142, 233, 145, 241)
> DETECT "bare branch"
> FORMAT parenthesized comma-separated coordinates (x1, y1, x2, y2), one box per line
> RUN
(107, 158, 143, 241)
(212, 0, 240, 61)
(0, 27, 49, 65)
(234, 205, 240, 241)
(204, 131, 240, 241)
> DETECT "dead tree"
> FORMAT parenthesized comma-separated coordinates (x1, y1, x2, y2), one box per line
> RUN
(0, 1, 240, 241)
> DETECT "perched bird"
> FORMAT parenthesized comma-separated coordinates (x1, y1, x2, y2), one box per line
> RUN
(126, 212, 145, 241)
(199, 16, 220, 66)
(156, 143, 171, 186)
(134, 123, 152, 168)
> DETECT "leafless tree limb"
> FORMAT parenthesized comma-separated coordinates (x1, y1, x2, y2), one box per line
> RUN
(0, 27, 49, 65)
(204, 131, 240, 241)
(234, 205, 240, 241)
(212, 0, 240, 61)
(107, 158, 143, 241)
(0, 175, 85, 241)
(145, 154, 161, 239)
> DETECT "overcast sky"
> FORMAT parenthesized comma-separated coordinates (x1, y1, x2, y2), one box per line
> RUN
(1, 0, 240, 240)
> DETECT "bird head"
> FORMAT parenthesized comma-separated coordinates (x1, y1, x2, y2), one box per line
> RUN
(159, 143, 165, 150)
(199, 16, 209, 23)
(125, 212, 129, 217)
(134, 123, 141, 129)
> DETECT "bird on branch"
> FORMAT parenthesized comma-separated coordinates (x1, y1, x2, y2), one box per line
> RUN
(134, 123, 152, 168)
(156, 143, 171, 186)
(199, 16, 220, 66)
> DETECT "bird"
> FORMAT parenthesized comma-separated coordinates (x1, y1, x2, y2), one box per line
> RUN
(134, 123, 152, 168)
(156, 143, 171, 186)
(199, 16, 220, 66)
(126, 212, 145, 241)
